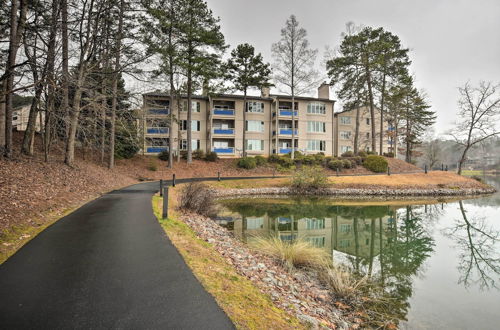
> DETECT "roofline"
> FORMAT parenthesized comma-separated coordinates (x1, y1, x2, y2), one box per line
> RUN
(143, 92, 335, 103)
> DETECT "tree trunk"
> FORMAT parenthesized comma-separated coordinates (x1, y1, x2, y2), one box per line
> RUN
(65, 72, 85, 166)
(21, 86, 42, 155)
(364, 60, 376, 153)
(0, 82, 5, 153)
(457, 145, 469, 175)
(354, 106, 360, 154)
(242, 89, 247, 157)
(379, 72, 386, 155)
(176, 91, 181, 162)
(61, 0, 70, 139)
(4, 0, 28, 158)
(109, 0, 125, 170)
(186, 66, 192, 163)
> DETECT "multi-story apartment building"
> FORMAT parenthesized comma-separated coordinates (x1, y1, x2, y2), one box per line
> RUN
(12, 105, 45, 132)
(141, 83, 389, 157)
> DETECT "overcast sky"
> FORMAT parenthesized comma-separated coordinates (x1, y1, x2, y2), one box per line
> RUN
(205, 0, 500, 134)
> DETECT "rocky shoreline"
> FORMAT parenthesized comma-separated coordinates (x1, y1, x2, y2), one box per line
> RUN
(179, 211, 357, 329)
(214, 186, 496, 197)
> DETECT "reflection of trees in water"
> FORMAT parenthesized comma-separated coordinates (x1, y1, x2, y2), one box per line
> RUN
(443, 201, 500, 289)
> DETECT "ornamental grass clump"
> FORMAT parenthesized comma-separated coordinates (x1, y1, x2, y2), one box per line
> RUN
(318, 264, 368, 298)
(290, 166, 328, 192)
(249, 236, 330, 270)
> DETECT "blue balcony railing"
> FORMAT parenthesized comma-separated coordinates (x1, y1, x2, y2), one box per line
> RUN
(148, 109, 169, 115)
(146, 147, 168, 153)
(213, 128, 234, 135)
(279, 129, 298, 135)
(213, 109, 235, 116)
(279, 110, 298, 117)
(279, 148, 292, 154)
(213, 147, 234, 154)
(147, 127, 168, 134)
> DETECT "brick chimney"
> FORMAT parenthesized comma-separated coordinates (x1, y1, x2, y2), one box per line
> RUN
(318, 82, 330, 99)
(261, 86, 270, 98)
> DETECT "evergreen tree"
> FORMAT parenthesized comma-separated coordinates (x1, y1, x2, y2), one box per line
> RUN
(176, 0, 226, 163)
(226, 43, 271, 157)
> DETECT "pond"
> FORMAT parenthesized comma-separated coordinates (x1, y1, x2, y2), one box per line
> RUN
(215, 176, 500, 329)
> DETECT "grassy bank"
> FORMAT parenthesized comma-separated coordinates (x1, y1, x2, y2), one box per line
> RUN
(208, 171, 489, 190)
(152, 194, 305, 329)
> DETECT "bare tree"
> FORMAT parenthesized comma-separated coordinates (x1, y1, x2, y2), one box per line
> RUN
(272, 15, 319, 159)
(450, 81, 500, 175)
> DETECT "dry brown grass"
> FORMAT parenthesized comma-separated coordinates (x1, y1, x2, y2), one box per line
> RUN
(249, 236, 331, 270)
(319, 265, 368, 299)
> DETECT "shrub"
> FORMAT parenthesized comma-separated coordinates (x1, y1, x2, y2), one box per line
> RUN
(352, 156, 363, 165)
(254, 155, 267, 166)
(192, 149, 205, 159)
(278, 156, 294, 168)
(318, 264, 368, 298)
(341, 151, 354, 158)
(290, 166, 328, 192)
(268, 154, 281, 163)
(383, 152, 394, 158)
(366, 150, 376, 155)
(205, 151, 218, 162)
(314, 152, 325, 161)
(180, 150, 188, 160)
(342, 159, 353, 169)
(285, 150, 303, 159)
(302, 155, 317, 165)
(363, 155, 388, 173)
(178, 182, 217, 217)
(157, 150, 170, 161)
(471, 175, 484, 183)
(237, 157, 257, 169)
(357, 151, 367, 158)
(328, 159, 343, 170)
(249, 236, 330, 270)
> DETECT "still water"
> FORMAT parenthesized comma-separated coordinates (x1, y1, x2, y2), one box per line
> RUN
(215, 176, 500, 329)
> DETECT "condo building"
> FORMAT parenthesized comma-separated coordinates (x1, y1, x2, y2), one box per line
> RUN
(141, 83, 390, 157)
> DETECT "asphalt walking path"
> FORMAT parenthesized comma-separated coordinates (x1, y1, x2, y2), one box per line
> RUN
(0, 177, 268, 329)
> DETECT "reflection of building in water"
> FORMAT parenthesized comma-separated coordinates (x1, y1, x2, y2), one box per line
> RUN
(216, 209, 394, 259)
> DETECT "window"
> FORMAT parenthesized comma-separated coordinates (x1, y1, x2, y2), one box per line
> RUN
(307, 121, 326, 133)
(245, 120, 264, 132)
(307, 102, 326, 114)
(246, 102, 264, 113)
(246, 139, 264, 151)
(307, 140, 326, 152)
(146, 118, 168, 127)
(366, 118, 370, 125)
(341, 146, 352, 153)
(340, 131, 351, 140)
(339, 239, 351, 248)
(340, 116, 351, 125)
(306, 236, 325, 248)
(146, 137, 168, 146)
(366, 132, 370, 139)
(147, 99, 169, 108)
(13, 116, 18, 121)
(180, 139, 200, 150)
(246, 217, 264, 229)
(305, 218, 325, 230)
(180, 120, 200, 131)
(213, 140, 229, 148)
(182, 100, 201, 112)
(340, 224, 351, 233)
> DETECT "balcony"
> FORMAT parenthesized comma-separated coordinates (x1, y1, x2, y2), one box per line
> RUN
(146, 146, 168, 153)
(148, 108, 169, 115)
(213, 128, 234, 135)
(213, 108, 235, 116)
(146, 127, 169, 134)
(279, 148, 292, 154)
(279, 129, 298, 135)
(213, 147, 234, 154)
(279, 110, 298, 117)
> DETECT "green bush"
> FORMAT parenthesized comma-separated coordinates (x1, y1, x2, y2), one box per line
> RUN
(205, 151, 218, 162)
(192, 149, 205, 159)
(302, 155, 317, 165)
(237, 157, 257, 169)
(268, 154, 281, 163)
(180, 150, 188, 160)
(254, 155, 267, 166)
(328, 159, 343, 170)
(366, 150, 376, 155)
(352, 156, 363, 165)
(314, 153, 325, 163)
(363, 155, 388, 173)
(279, 157, 294, 168)
(147, 158, 158, 171)
(158, 150, 169, 161)
(342, 159, 353, 169)
(357, 151, 367, 158)
(285, 150, 303, 159)
(341, 151, 354, 158)
(290, 166, 328, 192)
(383, 152, 394, 158)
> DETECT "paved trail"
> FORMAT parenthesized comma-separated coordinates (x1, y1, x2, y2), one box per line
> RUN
(0, 181, 234, 329)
